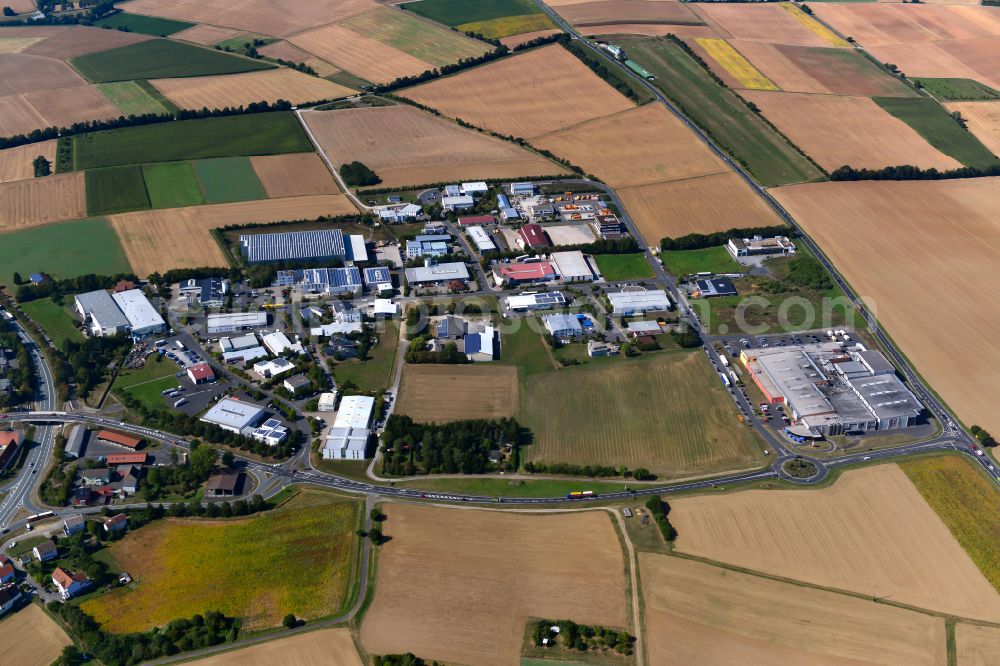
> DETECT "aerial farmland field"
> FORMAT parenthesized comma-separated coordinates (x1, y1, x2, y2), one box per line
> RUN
(250, 153, 340, 198)
(96, 80, 174, 116)
(0, 172, 86, 231)
(70, 38, 274, 83)
(171, 24, 244, 46)
(874, 96, 998, 168)
(301, 105, 565, 189)
(956, 624, 1000, 666)
(0, 604, 73, 666)
(693, 2, 848, 48)
(669, 464, 1000, 621)
(772, 177, 1000, 436)
(0, 217, 130, 285)
(188, 628, 363, 666)
(361, 503, 628, 666)
(402, 0, 554, 39)
(141, 161, 204, 208)
(289, 23, 433, 84)
(396, 364, 518, 423)
(91, 12, 194, 36)
(149, 68, 354, 110)
(339, 6, 490, 66)
(557, 0, 704, 28)
(85, 165, 151, 215)
(81, 489, 360, 632)
(640, 554, 947, 666)
(0, 140, 56, 184)
(21, 25, 152, 59)
(520, 350, 765, 477)
(946, 100, 1000, 156)
(191, 157, 268, 204)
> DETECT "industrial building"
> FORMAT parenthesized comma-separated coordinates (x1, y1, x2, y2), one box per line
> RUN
(404, 262, 470, 285)
(500, 207, 520, 222)
(442, 195, 474, 211)
(178, 277, 228, 308)
(103, 289, 164, 338)
(75, 289, 129, 337)
(186, 362, 215, 384)
(252, 418, 288, 445)
(461, 182, 488, 196)
(207, 311, 268, 334)
(64, 425, 87, 459)
(302, 267, 363, 296)
(200, 397, 266, 434)
(240, 229, 346, 264)
(317, 391, 338, 412)
(346, 235, 368, 263)
(550, 250, 595, 282)
(520, 196, 555, 220)
(253, 357, 295, 378)
(322, 395, 374, 460)
(372, 299, 398, 318)
(376, 202, 421, 223)
(262, 331, 302, 356)
(493, 261, 556, 287)
(406, 234, 452, 259)
(607, 289, 671, 315)
(464, 324, 499, 362)
(458, 215, 495, 226)
(220, 333, 259, 353)
(727, 235, 796, 260)
(544, 313, 583, 340)
(742, 343, 922, 436)
(363, 267, 393, 292)
(466, 225, 496, 253)
(518, 223, 550, 249)
(510, 182, 535, 196)
(694, 278, 737, 298)
(506, 292, 567, 312)
(311, 321, 363, 337)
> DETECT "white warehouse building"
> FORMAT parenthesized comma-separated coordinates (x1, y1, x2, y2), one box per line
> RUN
(111, 289, 166, 338)
(607, 289, 672, 315)
(323, 395, 375, 460)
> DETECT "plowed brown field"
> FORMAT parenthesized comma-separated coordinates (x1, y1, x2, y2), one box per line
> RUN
(189, 628, 362, 666)
(250, 153, 340, 198)
(0, 53, 83, 96)
(0, 172, 85, 230)
(0, 603, 73, 666)
(172, 24, 244, 45)
(0, 140, 56, 184)
(811, 3, 1000, 47)
(499, 28, 561, 47)
(670, 464, 1000, 621)
(360, 504, 628, 666)
(23, 84, 122, 129)
(0, 95, 45, 137)
(123, 0, 378, 36)
(948, 101, 1000, 155)
(151, 68, 354, 109)
(956, 624, 1000, 666)
(257, 41, 341, 77)
(402, 44, 635, 139)
(772, 177, 1000, 436)
(23, 25, 151, 59)
(0, 36, 45, 53)
(618, 172, 782, 241)
(396, 364, 518, 423)
(641, 554, 947, 666)
(535, 104, 725, 188)
(289, 23, 432, 84)
(301, 105, 565, 188)
(741, 91, 960, 171)
(559, 0, 702, 27)
(693, 3, 840, 47)
(580, 23, 717, 37)
(108, 194, 356, 275)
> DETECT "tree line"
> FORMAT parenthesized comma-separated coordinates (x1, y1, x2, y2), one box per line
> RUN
(831, 163, 1000, 181)
(659, 224, 791, 252)
(0, 319, 33, 407)
(563, 37, 646, 103)
(523, 460, 655, 480)
(380, 415, 522, 475)
(532, 619, 634, 655)
(971, 425, 997, 448)
(13, 272, 136, 303)
(645, 495, 676, 541)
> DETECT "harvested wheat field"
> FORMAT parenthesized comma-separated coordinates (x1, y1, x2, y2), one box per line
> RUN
(361, 503, 627, 666)
(4, 0, 40, 14)
(693, 3, 847, 48)
(640, 554, 947, 666)
(955, 623, 1000, 666)
(618, 172, 782, 243)
(0, 36, 46, 53)
(0, 603, 74, 666)
(773, 177, 1000, 435)
(742, 91, 960, 171)
(670, 464, 1000, 621)
(0, 140, 56, 184)
(583, 24, 717, 38)
(23, 25, 151, 59)
(124, 0, 377, 36)
(811, 3, 1000, 47)
(109, 194, 356, 275)
(173, 24, 244, 45)
(23, 85, 122, 130)
(948, 101, 1000, 155)
(0, 53, 84, 96)
(396, 365, 518, 423)
(558, 0, 702, 27)
(250, 153, 340, 198)
(339, 6, 490, 67)
(151, 68, 354, 109)
(289, 23, 432, 84)
(257, 41, 341, 77)
(403, 44, 635, 139)
(0, 95, 45, 137)
(190, 628, 362, 666)
(938, 38, 1000, 90)
(499, 28, 561, 47)
(0, 172, 86, 230)
(302, 105, 565, 188)
(535, 104, 725, 188)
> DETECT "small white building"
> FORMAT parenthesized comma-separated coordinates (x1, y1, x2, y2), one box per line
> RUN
(461, 182, 489, 196)
(322, 395, 375, 460)
(262, 331, 303, 356)
(207, 312, 268, 334)
(311, 322, 363, 337)
(317, 391, 338, 412)
(510, 182, 535, 197)
(253, 357, 295, 379)
(377, 203, 422, 223)
(506, 292, 567, 312)
(442, 195, 475, 211)
(466, 225, 496, 253)
(372, 299, 398, 318)
(544, 314, 583, 340)
(251, 418, 288, 446)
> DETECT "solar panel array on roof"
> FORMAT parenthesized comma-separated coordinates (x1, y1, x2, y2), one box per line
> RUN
(363, 267, 392, 285)
(240, 229, 345, 264)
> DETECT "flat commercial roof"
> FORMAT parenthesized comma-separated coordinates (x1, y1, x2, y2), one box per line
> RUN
(201, 398, 265, 431)
(334, 395, 374, 430)
(112, 290, 165, 332)
(76, 290, 129, 330)
(467, 225, 496, 252)
(607, 290, 671, 312)
(363, 266, 392, 286)
(544, 313, 583, 335)
(240, 228, 345, 263)
(507, 292, 567, 309)
(208, 312, 267, 330)
(404, 262, 470, 283)
(346, 235, 368, 263)
(550, 250, 594, 280)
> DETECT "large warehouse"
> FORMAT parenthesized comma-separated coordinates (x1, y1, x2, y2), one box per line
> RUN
(404, 262, 470, 284)
(607, 289, 671, 315)
(240, 229, 346, 264)
(75, 289, 129, 337)
(742, 343, 923, 436)
(206, 311, 268, 334)
(112, 289, 166, 338)
(551, 250, 595, 282)
(200, 397, 266, 434)
(322, 395, 375, 460)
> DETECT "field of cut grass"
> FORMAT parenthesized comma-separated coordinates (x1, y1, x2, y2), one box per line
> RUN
(96, 80, 174, 116)
(112, 356, 182, 410)
(192, 157, 268, 203)
(499, 319, 557, 377)
(85, 165, 151, 215)
(403, 0, 544, 27)
(617, 36, 823, 186)
(69, 112, 312, 169)
(92, 12, 194, 36)
(593, 253, 655, 280)
(914, 78, 1000, 102)
(0, 217, 131, 287)
(331, 320, 399, 393)
(901, 455, 1000, 593)
(20, 298, 84, 348)
(661, 246, 740, 276)
(71, 38, 274, 83)
(81, 489, 360, 632)
(874, 97, 999, 169)
(142, 161, 204, 208)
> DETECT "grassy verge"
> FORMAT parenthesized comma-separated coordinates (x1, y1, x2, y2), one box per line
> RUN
(19, 298, 84, 348)
(913, 78, 1000, 102)
(660, 246, 739, 277)
(396, 476, 632, 498)
(593, 253, 655, 280)
(874, 96, 999, 169)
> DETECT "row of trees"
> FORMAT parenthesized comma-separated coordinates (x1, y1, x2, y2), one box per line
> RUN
(831, 163, 1000, 181)
(523, 461, 655, 480)
(380, 415, 522, 475)
(13, 272, 136, 303)
(659, 224, 791, 252)
(532, 619, 634, 655)
(645, 496, 677, 541)
(0, 318, 33, 407)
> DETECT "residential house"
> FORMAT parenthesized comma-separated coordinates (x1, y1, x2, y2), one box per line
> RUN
(52, 568, 91, 600)
(103, 513, 127, 534)
(81, 468, 111, 487)
(0, 562, 16, 584)
(33, 540, 57, 562)
(0, 586, 21, 614)
(63, 515, 85, 536)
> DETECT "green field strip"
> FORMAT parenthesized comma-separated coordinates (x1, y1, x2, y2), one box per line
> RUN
(402, 0, 544, 27)
(192, 156, 268, 204)
(96, 80, 173, 117)
(456, 14, 557, 40)
(142, 161, 205, 208)
(874, 96, 1000, 169)
(914, 78, 1000, 102)
(593, 253, 655, 280)
(0, 217, 131, 285)
(70, 38, 274, 83)
(92, 12, 194, 36)
(85, 165, 151, 215)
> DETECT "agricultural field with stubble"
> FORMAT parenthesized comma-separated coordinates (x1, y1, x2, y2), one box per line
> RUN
(520, 350, 765, 478)
(403, 0, 555, 40)
(0, 603, 73, 666)
(80, 489, 360, 632)
(396, 364, 518, 423)
(189, 628, 363, 666)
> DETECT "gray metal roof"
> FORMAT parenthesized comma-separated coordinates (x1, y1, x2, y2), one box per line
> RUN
(404, 262, 470, 283)
(76, 290, 129, 330)
(240, 229, 345, 263)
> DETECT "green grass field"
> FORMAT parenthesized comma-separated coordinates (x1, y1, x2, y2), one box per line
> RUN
(111, 357, 182, 410)
(0, 218, 131, 286)
(20, 298, 84, 348)
(91, 12, 194, 36)
(914, 78, 1000, 101)
(331, 320, 399, 392)
(661, 246, 740, 276)
(901, 455, 1000, 593)
(402, 0, 543, 26)
(341, 7, 488, 67)
(69, 112, 312, 169)
(617, 36, 824, 186)
(142, 161, 205, 208)
(85, 165, 151, 215)
(71, 38, 274, 83)
(874, 97, 1000, 169)
(96, 81, 173, 117)
(594, 253, 655, 280)
(520, 349, 764, 476)
(499, 319, 557, 377)
(192, 157, 268, 204)
(81, 489, 360, 632)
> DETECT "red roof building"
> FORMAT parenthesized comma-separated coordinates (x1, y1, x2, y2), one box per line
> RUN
(97, 430, 142, 450)
(457, 215, 495, 226)
(103, 513, 128, 532)
(114, 280, 137, 293)
(493, 261, 557, 286)
(517, 223, 550, 249)
(106, 453, 147, 466)
(0, 431, 20, 468)
(0, 563, 15, 584)
(186, 362, 215, 384)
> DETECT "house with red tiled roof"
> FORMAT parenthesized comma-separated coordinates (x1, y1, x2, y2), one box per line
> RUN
(103, 513, 127, 534)
(52, 567, 91, 600)
(0, 562, 15, 585)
